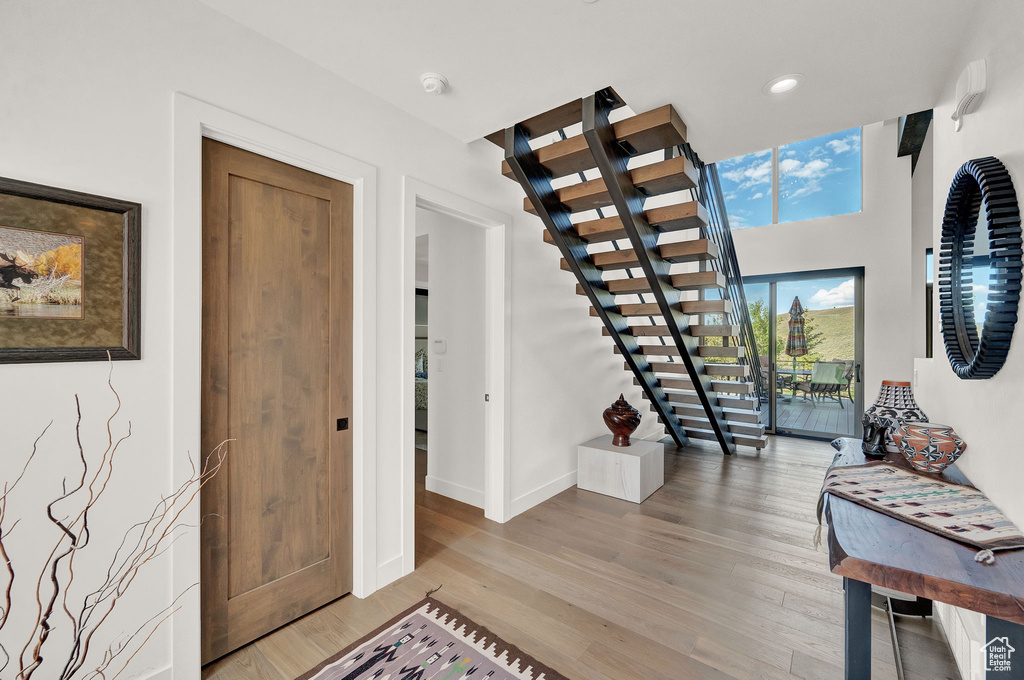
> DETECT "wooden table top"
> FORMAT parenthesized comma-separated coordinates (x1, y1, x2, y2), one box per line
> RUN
(824, 437, 1024, 624)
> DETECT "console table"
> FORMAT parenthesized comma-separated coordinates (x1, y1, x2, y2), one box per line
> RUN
(823, 438, 1024, 679)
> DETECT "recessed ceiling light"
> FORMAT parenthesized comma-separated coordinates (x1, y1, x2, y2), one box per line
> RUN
(763, 74, 805, 95)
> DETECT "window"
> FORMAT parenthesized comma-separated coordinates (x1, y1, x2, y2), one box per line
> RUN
(718, 151, 773, 229)
(719, 128, 862, 229)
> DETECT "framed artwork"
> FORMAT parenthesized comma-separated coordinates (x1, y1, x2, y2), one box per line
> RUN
(0, 176, 141, 363)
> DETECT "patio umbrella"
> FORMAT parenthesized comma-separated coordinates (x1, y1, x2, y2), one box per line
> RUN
(785, 297, 808, 396)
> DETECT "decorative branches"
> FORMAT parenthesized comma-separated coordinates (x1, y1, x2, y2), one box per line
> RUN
(0, 360, 226, 679)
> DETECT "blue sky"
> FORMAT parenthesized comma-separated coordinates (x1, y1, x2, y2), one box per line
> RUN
(718, 128, 862, 229)
(745, 276, 856, 312)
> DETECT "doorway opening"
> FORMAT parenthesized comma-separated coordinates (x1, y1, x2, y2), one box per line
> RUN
(413, 209, 488, 512)
(399, 179, 511, 578)
(743, 268, 865, 439)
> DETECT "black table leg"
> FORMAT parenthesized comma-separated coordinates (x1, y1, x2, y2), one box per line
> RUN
(985, 615, 1024, 678)
(845, 577, 872, 680)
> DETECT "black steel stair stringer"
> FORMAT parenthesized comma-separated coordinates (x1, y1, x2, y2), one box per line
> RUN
(503, 124, 689, 450)
(582, 90, 735, 455)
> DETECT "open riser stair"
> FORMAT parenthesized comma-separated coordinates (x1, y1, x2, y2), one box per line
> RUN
(493, 88, 767, 454)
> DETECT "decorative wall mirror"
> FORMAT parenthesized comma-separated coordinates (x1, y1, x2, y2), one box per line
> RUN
(939, 156, 1022, 379)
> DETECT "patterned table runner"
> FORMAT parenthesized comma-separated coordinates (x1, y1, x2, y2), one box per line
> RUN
(822, 462, 1024, 551)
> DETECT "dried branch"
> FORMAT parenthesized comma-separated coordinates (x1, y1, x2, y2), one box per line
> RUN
(0, 358, 227, 679)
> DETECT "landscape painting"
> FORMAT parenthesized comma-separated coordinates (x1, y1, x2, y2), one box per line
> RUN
(0, 225, 84, 319)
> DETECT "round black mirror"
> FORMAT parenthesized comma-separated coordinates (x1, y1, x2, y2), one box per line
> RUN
(939, 157, 1021, 379)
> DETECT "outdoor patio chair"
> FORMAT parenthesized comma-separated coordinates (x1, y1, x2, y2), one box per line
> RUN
(829, 359, 855, 404)
(793, 361, 847, 407)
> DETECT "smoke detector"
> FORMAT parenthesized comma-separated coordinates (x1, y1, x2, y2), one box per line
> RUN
(420, 72, 449, 96)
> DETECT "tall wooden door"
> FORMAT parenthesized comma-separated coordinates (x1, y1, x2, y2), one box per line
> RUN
(200, 139, 353, 663)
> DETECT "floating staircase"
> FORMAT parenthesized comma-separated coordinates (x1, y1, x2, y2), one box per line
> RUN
(492, 88, 767, 454)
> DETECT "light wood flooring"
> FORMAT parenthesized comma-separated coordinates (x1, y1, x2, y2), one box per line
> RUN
(203, 436, 958, 680)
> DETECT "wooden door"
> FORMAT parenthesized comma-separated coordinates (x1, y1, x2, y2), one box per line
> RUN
(200, 139, 353, 663)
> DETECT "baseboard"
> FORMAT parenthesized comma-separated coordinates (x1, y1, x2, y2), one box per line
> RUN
(138, 665, 172, 680)
(935, 601, 986, 679)
(424, 475, 484, 509)
(376, 553, 406, 590)
(510, 469, 578, 518)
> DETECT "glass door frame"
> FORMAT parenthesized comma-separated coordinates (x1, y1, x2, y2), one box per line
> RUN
(743, 267, 865, 440)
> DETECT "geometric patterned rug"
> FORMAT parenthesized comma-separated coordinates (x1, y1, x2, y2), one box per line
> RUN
(822, 462, 1024, 551)
(296, 598, 569, 680)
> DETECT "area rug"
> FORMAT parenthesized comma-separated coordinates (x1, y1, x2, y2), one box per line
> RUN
(297, 598, 569, 680)
(822, 462, 1024, 550)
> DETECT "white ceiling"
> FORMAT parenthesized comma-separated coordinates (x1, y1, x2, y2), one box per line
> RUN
(199, 0, 984, 160)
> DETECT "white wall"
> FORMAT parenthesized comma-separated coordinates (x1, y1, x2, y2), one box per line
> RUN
(420, 208, 488, 507)
(732, 121, 915, 396)
(910, 126, 935, 361)
(913, 4, 1024, 676)
(0, 1, 640, 677)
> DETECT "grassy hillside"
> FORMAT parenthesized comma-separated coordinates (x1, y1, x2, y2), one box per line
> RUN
(776, 305, 854, 363)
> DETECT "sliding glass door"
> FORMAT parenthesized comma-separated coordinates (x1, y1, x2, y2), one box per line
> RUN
(743, 269, 864, 439)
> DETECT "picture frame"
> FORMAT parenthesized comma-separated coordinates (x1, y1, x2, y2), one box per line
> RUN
(0, 176, 141, 363)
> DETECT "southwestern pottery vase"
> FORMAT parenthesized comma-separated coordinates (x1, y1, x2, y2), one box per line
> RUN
(892, 421, 967, 473)
(863, 380, 928, 453)
(603, 394, 641, 447)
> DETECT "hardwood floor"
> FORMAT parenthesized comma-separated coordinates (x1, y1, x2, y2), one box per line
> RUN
(203, 436, 956, 680)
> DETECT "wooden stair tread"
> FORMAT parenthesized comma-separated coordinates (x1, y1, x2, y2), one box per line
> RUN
(639, 361, 749, 378)
(576, 271, 725, 296)
(543, 201, 708, 245)
(667, 403, 762, 424)
(697, 345, 746, 358)
(613, 344, 747, 358)
(590, 298, 732, 318)
(500, 104, 687, 180)
(677, 416, 765, 438)
(560, 239, 719, 272)
(635, 376, 755, 398)
(526, 156, 699, 215)
(659, 389, 759, 411)
(652, 376, 754, 395)
(484, 89, 624, 147)
(690, 324, 740, 337)
(677, 426, 766, 448)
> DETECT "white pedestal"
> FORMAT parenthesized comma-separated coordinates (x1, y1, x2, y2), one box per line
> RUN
(577, 435, 665, 503)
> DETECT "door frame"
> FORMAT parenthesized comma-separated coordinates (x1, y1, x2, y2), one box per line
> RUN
(743, 267, 865, 440)
(172, 94, 378, 678)
(400, 178, 512, 575)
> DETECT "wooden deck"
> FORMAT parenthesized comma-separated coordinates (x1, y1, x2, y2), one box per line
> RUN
(776, 396, 858, 436)
(203, 436, 958, 680)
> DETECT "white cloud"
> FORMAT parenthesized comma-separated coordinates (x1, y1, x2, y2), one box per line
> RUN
(750, 192, 764, 200)
(810, 278, 855, 308)
(779, 158, 800, 173)
(721, 159, 772, 190)
(785, 158, 832, 179)
(827, 134, 861, 154)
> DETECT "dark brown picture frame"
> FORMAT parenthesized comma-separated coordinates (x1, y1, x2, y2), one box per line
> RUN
(0, 176, 141, 363)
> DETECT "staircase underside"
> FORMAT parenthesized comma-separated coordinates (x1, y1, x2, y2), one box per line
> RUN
(492, 89, 767, 453)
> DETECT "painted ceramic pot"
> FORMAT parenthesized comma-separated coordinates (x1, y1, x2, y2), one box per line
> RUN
(603, 394, 641, 447)
(863, 380, 928, 453)
(893, 421, 967, 473)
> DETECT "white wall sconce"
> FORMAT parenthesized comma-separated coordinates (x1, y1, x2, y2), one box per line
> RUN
(951, 59, 986, 132)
